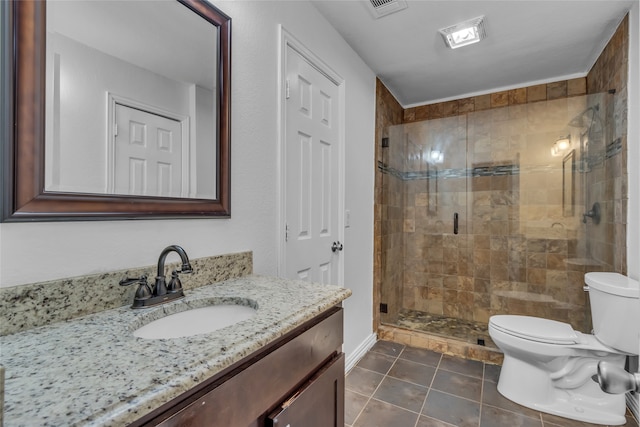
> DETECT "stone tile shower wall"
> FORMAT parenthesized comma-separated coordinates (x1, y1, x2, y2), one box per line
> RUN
(394, 91, 617, 333)
(374, 14, 629, 355)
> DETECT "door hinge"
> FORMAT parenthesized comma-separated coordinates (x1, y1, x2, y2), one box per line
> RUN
(380, 303, 388, 313)
(285, 79, 290, 99)
(285, 223, 289, 242)
(114, 124, 118, 137)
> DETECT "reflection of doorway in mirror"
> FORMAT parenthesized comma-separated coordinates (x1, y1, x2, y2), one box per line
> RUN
(112, 104, 188, 197)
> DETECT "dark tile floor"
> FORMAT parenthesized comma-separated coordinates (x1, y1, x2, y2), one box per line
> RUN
(345, 340, 639, 427)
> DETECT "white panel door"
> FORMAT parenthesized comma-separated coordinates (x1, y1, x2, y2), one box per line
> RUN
(284, 45, 342, 285)
(114, 104, 183, 197)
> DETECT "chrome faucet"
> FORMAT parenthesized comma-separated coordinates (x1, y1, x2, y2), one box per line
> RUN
(120, 245, 193, 309)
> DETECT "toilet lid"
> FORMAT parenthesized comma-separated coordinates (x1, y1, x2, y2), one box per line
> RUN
(489, 315, 579, 345)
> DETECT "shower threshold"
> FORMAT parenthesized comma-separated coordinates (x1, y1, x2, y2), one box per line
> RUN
(393, 309, 497, 349)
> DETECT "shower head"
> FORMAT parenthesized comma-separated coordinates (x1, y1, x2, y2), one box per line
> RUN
(568, 105, 599, 128)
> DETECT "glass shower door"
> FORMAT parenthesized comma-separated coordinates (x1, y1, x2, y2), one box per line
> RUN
(379, 93, 616, 345)
(382, 116, 470, 334)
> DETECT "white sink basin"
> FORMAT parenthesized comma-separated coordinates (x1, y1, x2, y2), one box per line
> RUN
(134, 304, 257, 339)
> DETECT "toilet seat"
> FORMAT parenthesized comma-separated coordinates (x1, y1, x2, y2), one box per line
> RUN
(489, 315, 579, 345)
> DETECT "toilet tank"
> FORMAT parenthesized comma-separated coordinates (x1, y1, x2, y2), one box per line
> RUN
(586, 272, 640, 354)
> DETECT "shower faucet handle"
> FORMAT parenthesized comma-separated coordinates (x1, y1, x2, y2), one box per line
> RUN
(453, 212, 459, 235)
(582, 202, 601, 224)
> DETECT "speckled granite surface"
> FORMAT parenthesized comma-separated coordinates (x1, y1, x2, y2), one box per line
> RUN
(0, 275, 351, 426)
(0, 251, 252, 336)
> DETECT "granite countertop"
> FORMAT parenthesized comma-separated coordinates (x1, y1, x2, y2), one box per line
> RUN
(0, 275, 352, 427)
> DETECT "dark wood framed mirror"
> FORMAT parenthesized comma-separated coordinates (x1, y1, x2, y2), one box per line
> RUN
(1, 0, 230, 221)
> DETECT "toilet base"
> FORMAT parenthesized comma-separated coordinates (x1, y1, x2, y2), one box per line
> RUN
(497, 354, 627, 425)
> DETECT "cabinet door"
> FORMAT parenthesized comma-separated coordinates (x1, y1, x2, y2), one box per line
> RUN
(267, 353, 345, 427)
(143, 308, 343, 427)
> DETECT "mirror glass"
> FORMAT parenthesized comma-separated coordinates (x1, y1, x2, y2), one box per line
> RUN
(45, 1, 217, 199)
(1, 0, 230, 221)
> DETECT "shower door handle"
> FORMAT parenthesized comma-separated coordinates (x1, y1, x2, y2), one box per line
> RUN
(453, 213, 459, 235)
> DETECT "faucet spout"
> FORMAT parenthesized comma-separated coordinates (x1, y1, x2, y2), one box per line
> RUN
(157, 245, 193, 277)
(155, 245, 193, 296)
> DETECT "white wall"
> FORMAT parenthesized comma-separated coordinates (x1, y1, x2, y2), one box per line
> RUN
(193, 84, 217, 199)
(0, 1, 376, 361)
(211, 0, 376, 358)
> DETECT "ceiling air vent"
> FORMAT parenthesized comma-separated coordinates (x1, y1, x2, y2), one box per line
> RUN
(366, 0, 407, 19)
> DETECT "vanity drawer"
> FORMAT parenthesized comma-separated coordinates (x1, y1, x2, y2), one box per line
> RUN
(267, 352, 345, 427)
(145, 306, 343, 426)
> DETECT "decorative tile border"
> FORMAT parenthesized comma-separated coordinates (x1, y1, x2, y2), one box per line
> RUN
(377, 161, 405, 180)
(379, 146, 621, 182)
(0, 251, 253, 336)
(379, 160, 521, 181)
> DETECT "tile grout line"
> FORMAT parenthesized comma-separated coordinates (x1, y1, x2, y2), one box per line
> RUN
(481, 401, 545, 422)
(360, 344, 568, 427)
(349, 349, 446, 427)
(413, 352, 443, 427)
(386, 362, 440, 389)
(349, 344, 404, 427)
(361, 343, 636, 427)
(479, 363, 485, 427)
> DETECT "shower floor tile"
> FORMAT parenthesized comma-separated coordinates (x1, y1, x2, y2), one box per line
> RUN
(345, 340, 639, 427)
(396, 309, 497, 349)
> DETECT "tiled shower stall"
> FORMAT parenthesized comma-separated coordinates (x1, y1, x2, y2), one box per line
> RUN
(374, 16, 628, 359)
(379, 91, 622, 348)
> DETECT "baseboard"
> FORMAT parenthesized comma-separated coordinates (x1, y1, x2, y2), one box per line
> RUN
(627, 392, 639, 424)
(345, 333, 377, 373)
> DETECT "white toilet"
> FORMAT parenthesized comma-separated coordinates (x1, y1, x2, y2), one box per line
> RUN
(489, 272, 640, 425)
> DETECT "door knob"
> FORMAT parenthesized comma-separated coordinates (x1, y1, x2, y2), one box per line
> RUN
(331, 241, 343, 252)
(597, 361, 640, 394)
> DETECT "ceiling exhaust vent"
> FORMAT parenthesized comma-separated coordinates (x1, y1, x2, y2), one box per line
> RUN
(366, 0, 407, 19)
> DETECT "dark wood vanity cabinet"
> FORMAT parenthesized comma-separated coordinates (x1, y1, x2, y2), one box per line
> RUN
(132, 307, 344, 427)
(267, 352, 344, 427)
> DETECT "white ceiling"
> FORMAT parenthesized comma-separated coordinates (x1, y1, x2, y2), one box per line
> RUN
(311, 0, 635, 107)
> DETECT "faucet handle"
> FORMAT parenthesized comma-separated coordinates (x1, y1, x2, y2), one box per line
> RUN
(119, 275, 152, 303)
(167, 270, 184, 294)
(119, 275, 147, 287)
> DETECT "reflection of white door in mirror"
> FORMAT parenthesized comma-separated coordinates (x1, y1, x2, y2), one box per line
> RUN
(113, 105, 185, 198)
(43, 0, 218, 200)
